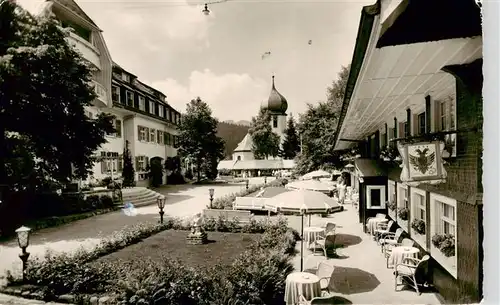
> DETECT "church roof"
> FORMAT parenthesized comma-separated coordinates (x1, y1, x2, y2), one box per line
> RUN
(263, 76, 288, 115)
(234, 133, 253, 152)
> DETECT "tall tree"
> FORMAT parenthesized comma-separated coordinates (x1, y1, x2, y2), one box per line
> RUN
(0, 1, 115, 195)
(295, 65, 350, 174)
(280, 115, 300, 159)
(248, 108, 280, 159)
(177, 97, 225, 182)
(122, 140, 135, 187)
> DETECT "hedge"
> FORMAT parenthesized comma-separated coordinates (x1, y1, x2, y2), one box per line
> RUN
(6, 215, 299, 305)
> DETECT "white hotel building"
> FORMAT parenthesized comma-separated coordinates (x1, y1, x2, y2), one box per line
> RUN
(36, 0, 181, 185)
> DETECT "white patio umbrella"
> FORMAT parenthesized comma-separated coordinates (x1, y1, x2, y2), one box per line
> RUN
(301, 169, 331, 180)
(286, 179, 334, 193)
(265, 190, 339, 271)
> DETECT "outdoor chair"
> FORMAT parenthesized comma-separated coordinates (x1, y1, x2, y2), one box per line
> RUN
(384, 238, 416, 268)
(379, 228, 404, 253)
(314, 232, 337, 257)
(299, 292, 344, 305)
(373, 220, 394, 242)
(323, 222, 336, 235)
(304, 261, 336, 293)
(394, 255, 430, 295)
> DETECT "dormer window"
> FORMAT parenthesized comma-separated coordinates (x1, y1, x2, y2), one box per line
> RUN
(122, 73, 130, 82)
(149, 101, 155, 115)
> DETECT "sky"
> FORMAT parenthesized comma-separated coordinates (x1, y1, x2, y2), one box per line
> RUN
(18, 0, 373, 122)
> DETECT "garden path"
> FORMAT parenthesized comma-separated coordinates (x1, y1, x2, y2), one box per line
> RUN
(0, 177, 274, 287)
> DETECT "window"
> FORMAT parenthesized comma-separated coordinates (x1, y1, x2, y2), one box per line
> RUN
(417, 113, 426, 135)
(122, 73, 130, 82)
(166, 108, 170, 121)
(149, 128, 156, 143)
(429, 193, 457, 277)
(139, 96, 146, 111)
(273, 116, 278, 128)
(380, 133, 386, 148)
(440, 101, 447, 131)
(100, 152, 121, 174)
(436, 96, 456, 132)
(157, 130, 164, 144)
(126, 90, 134, 107)
(106, 119, 121, 137)
(165, 133, 171, 145)
(158, 105, 164, 117)
(366, 186, 386, 209)
(237, 155, 241, 161)
(149, 101, 155, 114)
(397, 183, 408, 208)
(112, 86, 120, 103)
(135, 156, 149, 172)
(138, 126, 148, 142)
(411, 188, 426, 221)
(404, 122, 408, 137)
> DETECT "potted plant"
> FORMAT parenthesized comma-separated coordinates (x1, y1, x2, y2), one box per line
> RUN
(397, 207, 409, 220)
(411, 219, 426, 235)
(432, 234, 456, 257)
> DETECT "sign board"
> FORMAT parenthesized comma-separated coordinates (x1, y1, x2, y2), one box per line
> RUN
(397, 141, 447, 186)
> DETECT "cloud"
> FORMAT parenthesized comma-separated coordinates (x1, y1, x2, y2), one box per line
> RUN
(151, 69, 269, 121)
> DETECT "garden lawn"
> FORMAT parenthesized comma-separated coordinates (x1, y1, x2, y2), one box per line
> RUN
(90, 230, 260, 269)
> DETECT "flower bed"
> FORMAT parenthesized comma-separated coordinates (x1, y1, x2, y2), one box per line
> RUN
(211, 178, 288, 210)
(4, 215, 298, 304)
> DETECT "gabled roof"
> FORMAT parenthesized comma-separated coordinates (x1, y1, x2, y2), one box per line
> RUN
(234, 133, 253, 152)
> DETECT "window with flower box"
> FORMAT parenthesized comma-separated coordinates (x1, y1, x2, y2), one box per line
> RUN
(396, 183, 409, 231)
(410, 188, 427, 248)
(387, 180, 397, 220)
(430, 193, 457, 278)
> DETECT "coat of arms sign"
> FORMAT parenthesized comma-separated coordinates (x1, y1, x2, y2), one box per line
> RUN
(397, 141, 447, 186)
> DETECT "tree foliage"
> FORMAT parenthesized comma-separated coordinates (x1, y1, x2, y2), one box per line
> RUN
(248, 108, 280, 160)
(122, 140, 135, 187)
(0, 1, 115, 192)
(294, 65, 350, 175)
(177, 97, 225, 182)
(280, 115, 300, 159)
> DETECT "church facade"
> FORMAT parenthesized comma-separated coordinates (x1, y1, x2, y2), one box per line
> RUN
(218, 76, 295, 176)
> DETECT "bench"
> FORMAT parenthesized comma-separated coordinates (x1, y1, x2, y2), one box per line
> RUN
(202, 209, 253, 224)
(232, 197, 269, 212)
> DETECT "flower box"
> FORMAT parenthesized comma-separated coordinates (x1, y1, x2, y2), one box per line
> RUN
(430, 244, 457, 278)
(430, 234, 457, 277)
(396, 207, 409, 231)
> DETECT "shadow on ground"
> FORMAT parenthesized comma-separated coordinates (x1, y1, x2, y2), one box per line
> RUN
(330, 266, 380, 295)
(334, 234, 362, 248)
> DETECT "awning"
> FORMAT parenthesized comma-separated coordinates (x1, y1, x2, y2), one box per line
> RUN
(354, 159, 387, 177)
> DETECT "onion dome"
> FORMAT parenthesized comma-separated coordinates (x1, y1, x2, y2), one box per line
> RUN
(264, 76, 288, 114)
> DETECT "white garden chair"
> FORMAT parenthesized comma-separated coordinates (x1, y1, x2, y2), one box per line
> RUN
(394, 255, 430, 295)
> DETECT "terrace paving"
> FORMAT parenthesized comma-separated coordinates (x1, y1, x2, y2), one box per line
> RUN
(276, 206, 442, 304)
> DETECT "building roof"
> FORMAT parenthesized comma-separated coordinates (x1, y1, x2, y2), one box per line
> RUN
(233, 133, 253, 152)
(263, 76, 288, 115)
(354, 158, 386, 177)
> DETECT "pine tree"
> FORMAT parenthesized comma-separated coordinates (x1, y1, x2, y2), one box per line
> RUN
(280, 115, 300, 159)
(122, 140, 135, 187)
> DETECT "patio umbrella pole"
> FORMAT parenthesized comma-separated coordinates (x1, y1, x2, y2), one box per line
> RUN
(300, 213, 304, 272)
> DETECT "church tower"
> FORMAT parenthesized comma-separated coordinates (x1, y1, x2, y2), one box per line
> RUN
(262, 75, 288, 145)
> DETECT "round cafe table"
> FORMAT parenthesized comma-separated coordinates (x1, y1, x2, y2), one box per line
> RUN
(284, 272, 321, 305)
(366, 217, 388, 236)
(389, 246, 419, 268)
(303, 226, 325, 249)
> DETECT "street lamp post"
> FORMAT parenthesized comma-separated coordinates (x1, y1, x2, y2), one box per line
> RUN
(157, 195, 166, 224)
(209, 188, 215, 209)
(15, 226, 31, 282)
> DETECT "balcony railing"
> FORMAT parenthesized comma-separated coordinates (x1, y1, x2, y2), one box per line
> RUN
(66, 32, 101, 69)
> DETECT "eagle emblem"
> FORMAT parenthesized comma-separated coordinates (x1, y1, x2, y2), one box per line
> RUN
(409, 148, 435, 174)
